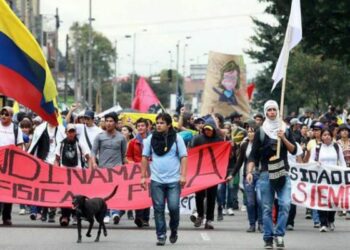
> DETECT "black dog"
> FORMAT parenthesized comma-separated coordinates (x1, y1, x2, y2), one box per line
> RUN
(72, 186, 118, 243)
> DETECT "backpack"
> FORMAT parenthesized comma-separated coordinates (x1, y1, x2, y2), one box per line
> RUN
(60, 138, 84, 167)
(13, 123, 18, 145)
(315, 143, 340, 165)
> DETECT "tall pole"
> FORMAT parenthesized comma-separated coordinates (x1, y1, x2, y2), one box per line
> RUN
(130, 33, 136, 107)
(113, 40, 118, 106)
(54, 8, 59, 86)
(175, 41, 180, 99)
(64, 34, 69, 103)
(87, 0, 93, 109)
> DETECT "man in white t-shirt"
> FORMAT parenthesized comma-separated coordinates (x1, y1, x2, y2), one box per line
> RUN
(54, 123, 90, 226)
(65, 105, 102, 151)
(0, 106, 24, 226)
(28, 109, 66, 223)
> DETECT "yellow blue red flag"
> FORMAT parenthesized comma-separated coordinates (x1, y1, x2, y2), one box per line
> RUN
(0, 0, 58, 125)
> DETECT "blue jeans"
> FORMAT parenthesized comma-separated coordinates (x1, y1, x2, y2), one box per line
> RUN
(259, 171, 291, 242)
(151, 180, 180, 239)
(312, 209, 320, 224)
(217, 180, 234, 209)
(243, 172, 262, 226)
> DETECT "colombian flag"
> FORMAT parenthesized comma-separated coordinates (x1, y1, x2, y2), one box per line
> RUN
(0, 0, 58, 125)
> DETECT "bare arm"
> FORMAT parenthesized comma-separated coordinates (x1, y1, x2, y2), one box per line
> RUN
(179, 156, 188, 188)
(140, 156, 149, 190)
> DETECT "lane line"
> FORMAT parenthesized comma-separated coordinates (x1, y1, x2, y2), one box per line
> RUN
(200, 232, 211, 241)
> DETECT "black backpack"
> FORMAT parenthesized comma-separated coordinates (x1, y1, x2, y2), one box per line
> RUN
(60, 138, 84, 167)
(315, 143, 340, 165)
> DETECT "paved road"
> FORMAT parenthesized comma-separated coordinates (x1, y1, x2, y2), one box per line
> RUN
(0, 205, 349, 249)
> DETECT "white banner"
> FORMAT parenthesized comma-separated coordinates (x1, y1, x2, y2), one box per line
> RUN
(290, 163, 350, 211)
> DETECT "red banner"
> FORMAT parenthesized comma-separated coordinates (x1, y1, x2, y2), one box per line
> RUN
(0, 142, 230, 210)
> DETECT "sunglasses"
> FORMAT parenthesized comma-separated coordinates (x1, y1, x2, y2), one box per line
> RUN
(0, 112, 10, 117)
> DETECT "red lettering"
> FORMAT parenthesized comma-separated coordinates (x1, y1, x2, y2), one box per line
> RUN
(292, 182, 307, 204)
(317, 185, 328, 208)
(310, 185, 316, 207)
(328, 186, 345, 209)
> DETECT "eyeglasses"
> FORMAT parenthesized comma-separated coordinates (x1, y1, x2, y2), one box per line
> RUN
(0, 113, 10, 117)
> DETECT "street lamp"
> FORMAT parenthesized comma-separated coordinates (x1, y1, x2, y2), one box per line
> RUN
(125, 29, 147, 107)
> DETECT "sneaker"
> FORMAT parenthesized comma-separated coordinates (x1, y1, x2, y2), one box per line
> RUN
(169, 230, 178, 244)
(204, 220, 214, 229)
(59, 217, 69, 227)
(241, 205, 247, 212)
(41, 214, 47, 222)
(227, 208, 235, 216)
(190, 214, 197, 223)
(112, 214, 120, 225)
(313, 223, 320, 228)
(222, 208, 227, 215)
(127, 211, 134, 220)
(156, 236, 167, 246)
(134, 217, 144, 228)
(305, 209, 312, 219)
(48, 211, 55, 223)
(319, 226, 328, 232)
(194, 217, 203, 227)
(232, 204, 239, 210)
(286, 224, 294, 231)
(2, 219, 12, 226)
(142, 221, 150, 227)
(329, 222, 335, 231)
(264, 240, 273, 249)
(246, 225, 255, 233)
(258, 224, 264, 233)
(19, 208, 26, 215)
(274, 236, 285, 249)
(346, 213, 350, 220)
(48, 214, 55, 223)
(30, 213, 37, 221)
(103, 216, 111, 224)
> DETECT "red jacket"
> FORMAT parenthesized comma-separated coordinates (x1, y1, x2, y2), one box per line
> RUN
(126, 137, 143, 162)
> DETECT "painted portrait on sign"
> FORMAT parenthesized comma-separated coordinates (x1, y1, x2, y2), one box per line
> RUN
(212, 60, 240, 106)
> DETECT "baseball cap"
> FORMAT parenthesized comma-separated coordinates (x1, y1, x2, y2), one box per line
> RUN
(311, 121, 324, 130)
(203, 125, 214, 131)
(290, 118, 302, 126)
(1, 106, 13, 116)
(66, 123, 76, 131)
(84, 110, 95, 119)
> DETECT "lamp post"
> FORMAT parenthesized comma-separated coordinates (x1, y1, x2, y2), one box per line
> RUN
(125, 29, 147, 107)
(113, 40, 118, 106)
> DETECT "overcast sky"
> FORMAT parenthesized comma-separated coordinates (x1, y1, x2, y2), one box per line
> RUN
(41, 0, 275, 80)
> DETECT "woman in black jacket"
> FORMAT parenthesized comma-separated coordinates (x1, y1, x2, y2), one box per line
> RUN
(232, 124, 262, 233)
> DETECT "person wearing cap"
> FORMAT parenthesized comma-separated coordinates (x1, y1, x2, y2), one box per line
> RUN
(253, 113, 264, 126)
(246, 100, 296, 249)
(299, 108, 313, 128)
(54, 123, 90, 226)
(66, 104, 102, 153)
(189, 122, 231, 230)
(290, 118, 302, 143)
(28, 108, 66, 223)
(303, 121, 323, 226)
(91, 112, 127, 225)
(0, 106, 24, 225)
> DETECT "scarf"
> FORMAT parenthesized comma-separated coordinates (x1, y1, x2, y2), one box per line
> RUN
(262, 100, 285, 140)
(151, 127, 177, 156)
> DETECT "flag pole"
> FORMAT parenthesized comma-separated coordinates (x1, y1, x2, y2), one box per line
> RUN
(276, 32, 291, 159)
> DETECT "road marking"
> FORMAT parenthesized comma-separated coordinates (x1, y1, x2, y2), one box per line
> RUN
(200, 232, 211, 241)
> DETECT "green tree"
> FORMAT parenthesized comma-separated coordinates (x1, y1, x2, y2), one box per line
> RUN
(247, 0, 350, 113)
(69, 22, 115, 109)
